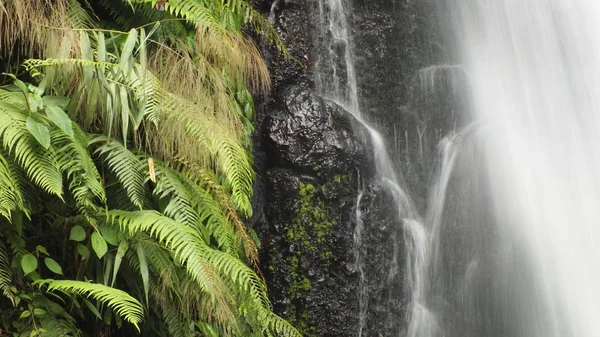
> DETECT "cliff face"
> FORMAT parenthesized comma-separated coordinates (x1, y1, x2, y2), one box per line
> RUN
(249, 0, 453, 336)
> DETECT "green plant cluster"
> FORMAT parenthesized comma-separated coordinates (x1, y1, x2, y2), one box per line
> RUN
(0, 0, 300, 336)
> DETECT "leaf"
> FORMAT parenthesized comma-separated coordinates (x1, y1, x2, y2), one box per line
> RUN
(100, 227, 119, 246)
(83, 298, 102, 320)
(111, 240, 128, 287)
(33, 308, 47, 316)
(3, 73, 28, 93)
(118, 29, 138, 70)
(34, 279, 144, 331)
(21, 254, 38, 274)
(45, 106, 74, 138)
(42, 96, 70, 109)
(36, 245, 49, 256)
(70, 226, 86, 242)
(91, 232, 108, 259)
(27, 94, 44, 111)
(135, 243, 149, 305)
(28, 84, 43, 96)
(119, 86, 130, 145)
(77, 244, 90, 260)
(18, 310, 31, 319)
(25, 117, 50, 149)
(44, 258, 63, 275)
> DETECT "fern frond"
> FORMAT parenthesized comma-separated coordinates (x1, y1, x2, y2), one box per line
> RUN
(0, 241, 15, 304)
(153, 94, 255, 216)
(0, 152, 26, 221)
(106, 210, 229, 301)
(127, 0, 223, 29)
(34, 279, 144, 331)
(193, 168, 259, 267)
(92, 136, 149, 209)
(52, 126, 105, 216)
(153, 162, 238, 256)
(0, 93, 63, 197)
(67, 0, 97, 29)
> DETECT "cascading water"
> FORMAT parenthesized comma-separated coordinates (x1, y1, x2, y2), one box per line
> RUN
(313, 0, 421, 336)
(315, 0, 600, 336)
(406, 1, 600, 337)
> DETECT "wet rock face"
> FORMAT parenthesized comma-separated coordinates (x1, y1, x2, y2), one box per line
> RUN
(356, 181, 408, 337)
(263, 86, 366, 174)
(251, 0, 439, 336)
(261, 168, 360, 337)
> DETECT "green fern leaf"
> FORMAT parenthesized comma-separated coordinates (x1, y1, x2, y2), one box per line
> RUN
(0, 241, 15, 304)
(53, 126, 106, 216)
(0, 92, 63, 197)
(0, 152, 27, 221)
(92, 136, 148, 209)
(34, 279, 144, 331)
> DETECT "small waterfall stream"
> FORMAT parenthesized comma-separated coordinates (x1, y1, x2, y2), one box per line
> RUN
(313, 0, 422, 336)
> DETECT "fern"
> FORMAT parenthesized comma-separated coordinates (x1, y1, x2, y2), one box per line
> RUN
(67, 0, 97, 29)
(106, 210, 228, 299)
(0, 93, 63, 197)
(0, 152, 26, 221)
(92, 136, 149, 209)
(0, 241, 15, 304)
(153, 162, 238, 256)
(52, 126, 106, 216)
(104, 210, 302, 336)
(35, 279, 144, 331)
(192, 168, 259, 267)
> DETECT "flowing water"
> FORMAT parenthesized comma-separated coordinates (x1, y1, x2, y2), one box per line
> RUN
(406, 1, 600, 336)
(314, 0, 600, 336)
(313, 0, 420, 336)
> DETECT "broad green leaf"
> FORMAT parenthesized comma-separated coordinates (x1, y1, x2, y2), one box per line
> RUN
(77, 244, 90, 260)
(83, 298, 102, 320)
(91, 232, 108, 259)
(21, 254, 38, 274)
(45, 105, 74, 138)
(100, 227, 118, 246)
(28, 84, 44, 96)
(119, 29, 138, 69)
(44, 258, 63, 275)
(18, 310, 31, 319)
(25, 117, 50, 149)
(3, 73, 28, 93)
(70, 226, 86, 242)
(136, 243, 149, 304)
(28, 271, 41, 281)
(119, 86, 130, 145)
(33, 308, 47, 316)
(36, 245, 49, 256)
(42, 95, 70, 109)
(111, 240, 128, 286)
(27, 94, 44, 112)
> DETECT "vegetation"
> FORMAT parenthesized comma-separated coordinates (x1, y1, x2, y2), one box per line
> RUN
(0, 0, 300, 336)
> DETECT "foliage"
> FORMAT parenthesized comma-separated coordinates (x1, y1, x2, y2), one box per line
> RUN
(0, 1, 300, 336)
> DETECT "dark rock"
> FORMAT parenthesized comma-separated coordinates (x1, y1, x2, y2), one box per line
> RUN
(258, 168, 360, 337)
(249, 0, 448, 336)
(355, 180, 408, 337)
(263, 85, 366, 174)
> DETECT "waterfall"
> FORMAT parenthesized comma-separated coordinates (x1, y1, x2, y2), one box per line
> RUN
(313, 0, 421, 336)
(405, 1, 600, 336)
(315, 0, 600, 336)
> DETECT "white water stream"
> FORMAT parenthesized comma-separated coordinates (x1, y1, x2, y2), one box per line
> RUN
(407, 1, 600, 336)
(315, 0, 600, 336)
(314, 0, 421, 336)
